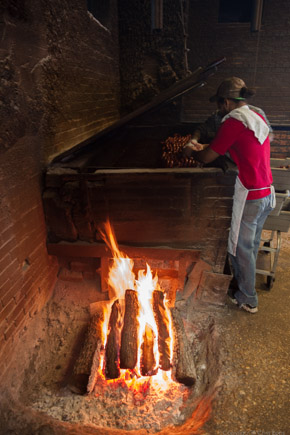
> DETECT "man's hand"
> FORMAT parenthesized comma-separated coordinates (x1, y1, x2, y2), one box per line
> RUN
(183, 140, 220, 164)
(183, 139, 204, 158)
(189, 139, 204, 150)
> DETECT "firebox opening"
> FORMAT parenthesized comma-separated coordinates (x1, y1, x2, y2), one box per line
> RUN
(12, 277, 221, 433)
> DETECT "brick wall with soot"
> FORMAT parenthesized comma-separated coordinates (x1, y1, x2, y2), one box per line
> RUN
(118, 0, 187, 115)
(271, 130, 290, 159)
(181, 0, 290, 157)
(118, 0, 290, 157)
(0, 0, 120, 380)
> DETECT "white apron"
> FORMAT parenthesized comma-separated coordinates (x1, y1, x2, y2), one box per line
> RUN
(228, 177, 276, 256)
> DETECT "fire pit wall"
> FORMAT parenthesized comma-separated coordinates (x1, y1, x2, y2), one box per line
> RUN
(44, 166, 236, 281)
(44, 166, 236, 309)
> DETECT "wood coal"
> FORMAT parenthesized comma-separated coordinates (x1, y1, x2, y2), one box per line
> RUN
(171, 307, 197, 386)
(70, 311, 104, 394)
(140, 324, 157, 376)
(104, 299, 121, 379)
(119, 289, 140, 370)
(153, 290, 171, 371)
(76, 288, 199, 388)
(69, 285, 199, 392)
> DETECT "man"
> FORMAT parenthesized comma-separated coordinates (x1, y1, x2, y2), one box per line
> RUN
(184, 77, 275, 314)
(190, 102, 274, 146)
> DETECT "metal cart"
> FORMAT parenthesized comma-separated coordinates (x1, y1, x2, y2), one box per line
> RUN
(256, 190, 290, 289)
(256, 157, 290, 289)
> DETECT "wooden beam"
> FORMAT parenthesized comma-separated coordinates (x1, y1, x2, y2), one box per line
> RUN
(47, 241, 201, 262)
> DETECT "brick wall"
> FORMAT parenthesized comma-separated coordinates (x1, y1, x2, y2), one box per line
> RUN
(43, 168, 235, 275)
(181, 0, 290, 156)
(40, 0, 120, 161)
(0, 137, 59, 377)
(0, 0, 120, 382)
(117, 1, 290, 157)
(118, 0, 187, 114)
(271, 130, 290, 158)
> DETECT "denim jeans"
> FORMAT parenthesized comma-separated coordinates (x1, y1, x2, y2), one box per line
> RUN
(228, 193, 274, 307)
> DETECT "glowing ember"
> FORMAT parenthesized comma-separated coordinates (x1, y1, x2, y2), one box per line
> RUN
(97, 220, 175, 388)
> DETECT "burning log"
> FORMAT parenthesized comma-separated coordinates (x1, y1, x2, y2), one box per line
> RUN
(105, 299, 121, 379)
(70, 311, 104, 394)
(120, 289, 139, 370)
(140, 324, 156, 376)
(87, 341, 103, 394)
(170, 307, 196, 386)
(153, 290, 171, 371)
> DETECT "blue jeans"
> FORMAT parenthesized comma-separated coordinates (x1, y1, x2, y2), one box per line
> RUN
(229, 193, 274, 307)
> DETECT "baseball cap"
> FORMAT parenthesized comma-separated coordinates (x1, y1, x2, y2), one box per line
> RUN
(209, 77, 246, 102)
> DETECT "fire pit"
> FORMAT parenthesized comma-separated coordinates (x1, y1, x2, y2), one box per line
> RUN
(0, 223, 223, 434)
(67, 222, 198, 395)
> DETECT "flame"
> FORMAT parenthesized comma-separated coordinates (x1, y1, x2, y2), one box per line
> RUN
(98, 220, 174, 384)
(136, 264, 160, 372)
(99, 221, 135, 300)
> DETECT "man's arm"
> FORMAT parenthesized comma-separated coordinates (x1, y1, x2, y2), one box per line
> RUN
(193, 112, 222, 143)
(183, 144, 220, 164)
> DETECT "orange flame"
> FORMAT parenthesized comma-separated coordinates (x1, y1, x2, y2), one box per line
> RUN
(136, 264, 160, 372)
(98, 220, 174, 383)
(99, 221, 135, 300)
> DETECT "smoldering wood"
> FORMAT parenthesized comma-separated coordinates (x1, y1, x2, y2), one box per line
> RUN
(87, 341, 103, 394)
(105, 299, 121, 379)
(170, 307, 196, 386)
(140, 324, 156, 376)
(153, 290, 171, 371)
(120, 289, 139, 370)
(73, 311, 104, 375)
(70, 311, 104, 394)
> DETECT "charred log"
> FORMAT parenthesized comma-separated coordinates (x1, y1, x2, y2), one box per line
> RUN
(140, 324, 156, 376)
(87, 341, 103, 394)
(153, 290, 171, 371)
(170, 307, 196, 386)
(105, 299, 121, 379)
(120, 289, 139, 370)
(70, 311, 104, 394)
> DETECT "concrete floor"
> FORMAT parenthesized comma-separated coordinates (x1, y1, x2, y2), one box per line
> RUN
(204, 230, 290, 434)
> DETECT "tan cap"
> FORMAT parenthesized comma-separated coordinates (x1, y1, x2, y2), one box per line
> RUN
(209, 77, 246, 102)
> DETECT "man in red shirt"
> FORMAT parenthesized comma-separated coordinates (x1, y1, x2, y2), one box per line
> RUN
(184, 77, 275, 314)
